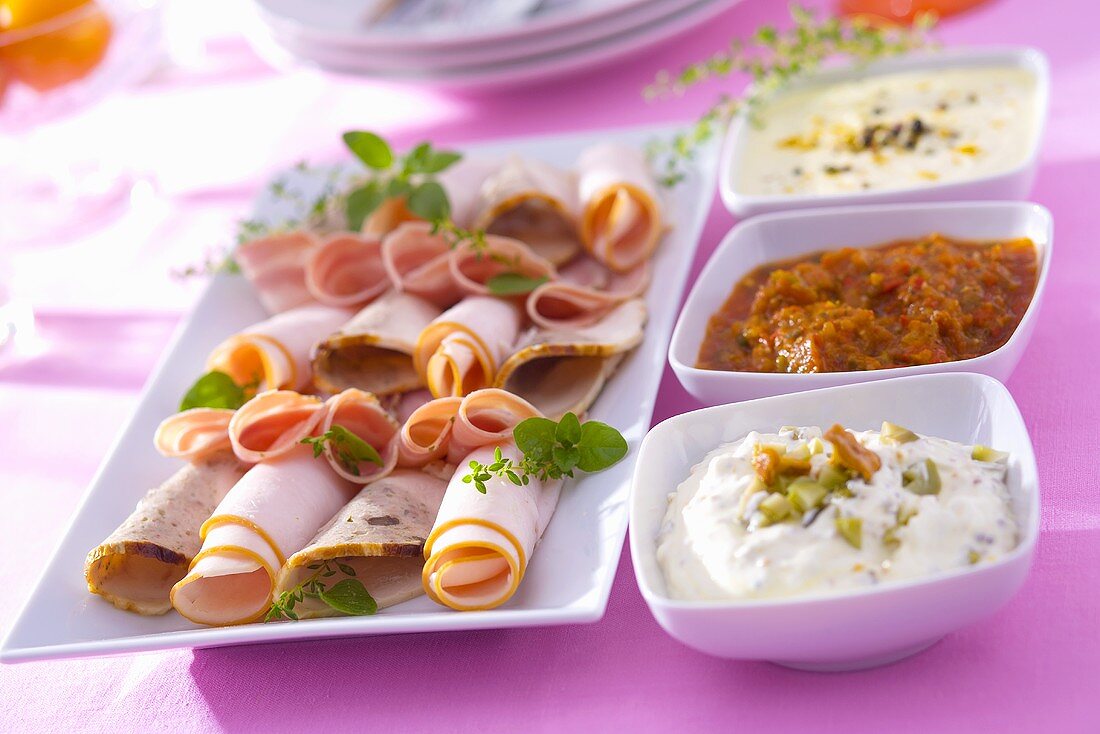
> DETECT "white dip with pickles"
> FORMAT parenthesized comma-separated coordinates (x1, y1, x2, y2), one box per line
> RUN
(656, 423, 1017, 600)
(736, 66, 1040, 196)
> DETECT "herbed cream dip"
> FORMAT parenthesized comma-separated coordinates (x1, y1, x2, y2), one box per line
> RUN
(656, 423, 1017, 601)
(735, 66, 1040, 196)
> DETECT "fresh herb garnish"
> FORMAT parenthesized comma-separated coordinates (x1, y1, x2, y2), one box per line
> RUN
(485, 272, 550, 296)
(462, 413, 628, 494)
(429, 217, 490, 255)
(171, 247, 240, 280)
(644, 4, 936, 187)
(265, 559, 378, 621)
(179, 371, 254, 411)
(301, 424, 384, 477)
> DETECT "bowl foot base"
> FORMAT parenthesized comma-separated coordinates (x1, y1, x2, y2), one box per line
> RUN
(772, 637, 942, 672)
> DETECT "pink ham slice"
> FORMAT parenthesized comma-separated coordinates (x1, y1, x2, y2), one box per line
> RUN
(577, 143, 664, 273)
(229, 390, 325, 463)
(170, 448, 358, 626)
(388, 388, 433, 425)
(319, 388, 400, 484)
(526, 258, 649, 330)
(422, 444, 562, 611)
(447, 389, 542, 463)
(154, 408, 235, 462)
(448, 235, 557, 298)
(414, 296, 522, 398)
(381, 222, 464, 309)
(207, 304, 353, 392)
(397, 396, 462, 468)
(438, 157, 499, 228)
(235, 231, 320, 315)
(305, 232, 389, 308)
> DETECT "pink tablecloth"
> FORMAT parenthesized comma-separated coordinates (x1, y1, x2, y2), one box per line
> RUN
(2, 0, 1098, 730)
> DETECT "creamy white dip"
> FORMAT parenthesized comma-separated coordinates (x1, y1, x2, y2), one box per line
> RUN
(656, 426, 1017, 601)
(736, 66, 1040, 196)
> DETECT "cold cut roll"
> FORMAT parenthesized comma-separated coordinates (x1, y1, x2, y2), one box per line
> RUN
(448, 235, 557, 298)
(473, 156, 583, 267)
(526, 258, 649, 330)
(414, 296, 523, 398)
(422, 444, 562, 611)
(154, 408, 235, 462)
(318, 388, 401, 484)
(235, 231, 319, 316)
(381, 222, 465, 309)
(577, 143, 664, 273)
(207, 304, 353, 392)
(228, 390, 327, 463)
(273, 469, 449, 617)
(305, 232, 389, 308)
(312, 291, 442, 396)
(85, 454, 246, 615)
(170, 448, 358, 626)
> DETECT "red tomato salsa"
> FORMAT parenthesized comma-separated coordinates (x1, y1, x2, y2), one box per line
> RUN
(696, 235, 1039, 373)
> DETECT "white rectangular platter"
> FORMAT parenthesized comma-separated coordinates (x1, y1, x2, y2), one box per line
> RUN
(1, 123, 716, 663)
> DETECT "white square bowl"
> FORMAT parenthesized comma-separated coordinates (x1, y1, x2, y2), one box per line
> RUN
(628, 372, 1039, 671)
(669, 200, 1053, 406)
(719, 47, 1050, 219)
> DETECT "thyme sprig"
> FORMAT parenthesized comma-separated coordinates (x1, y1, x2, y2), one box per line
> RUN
(645, 4, 937, 186)
(265, 559, 377, 621)
(301, 424, 384, 477)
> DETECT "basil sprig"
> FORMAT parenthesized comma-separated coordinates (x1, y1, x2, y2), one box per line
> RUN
(301, 424, 384, 477)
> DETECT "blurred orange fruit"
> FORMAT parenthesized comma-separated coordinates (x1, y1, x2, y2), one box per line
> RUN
(0, 0, 113, 92)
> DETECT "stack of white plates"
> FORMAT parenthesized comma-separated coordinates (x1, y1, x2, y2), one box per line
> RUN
(242, 0, 744, 89)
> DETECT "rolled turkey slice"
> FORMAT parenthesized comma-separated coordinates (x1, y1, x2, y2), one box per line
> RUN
(170, 448, 358, 626)
(85, 454, 246, 615)
(305, 232, 389, 308)
(235, 231, 320, 315)
(473, 156, 582, 267)
(229, 390, 326, 463)
(320, 389, 400, 483)
(423, 444, 562, 611)
(438, 157, 499, 228)
(312, 291, 442, 396)
(447, 388, 542, 463)
(154, 408, 234, 462)
(207, 304, 353, 392)
(414, 296, 522, 398)
(495, 298, 647, 419)
(448, 235, 557, 298)
(526, 258, 649, 330)
(397, 396, 462, 468)
(577, 143, 664, 273)
(381, 222, 464, 308)
(273, 469, 448, 617)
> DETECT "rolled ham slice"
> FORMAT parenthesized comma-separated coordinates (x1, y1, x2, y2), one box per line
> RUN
(397, 396, 462, 468)
(473, 156, 583, 267)
(447, 388, 542, 462)
(229, 390, 325, 463)
(320, 389, 400, 484)
(312, 291, 442, 396)
(414, 296, 522, 398)
(363, 195, 420, 237)
(526, 259, 649, 330)
(423, 444, 562, 611)
(154, 408, 234, 462)
(381, 222, 464, 308)
(85, 454, 246, 615)
(305, 232, 389, 308)
(438, 157, 499, 228)
(577, 143, 664, 273)
(495, 298, 647, 419)
(235, 231, 320, 315)
(448, 235, 557, 298)
(170, 448, 358, 626)
(207, 304, 353, 392)
(273, 469, 448, 617)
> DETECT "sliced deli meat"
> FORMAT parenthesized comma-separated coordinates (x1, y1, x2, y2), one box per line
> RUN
(577, 143, 664, 272)
(312, 291, 442, 395)
(526, 258, 649, 330)
(423, 444, 562, 611)
(207, 304, 353, 392)
(170, 448, 358, 626)
(229, 390, 326, 463)
(397, 396, 462, 468)
(154, 408, 235, 462)
(319, 389, 401, 483)
(235, 231, 320, 315)
(448, 235, 557, 298)
(495, 298, 647, 419)
(381, 222, 464, 308)
(85, 454, 246, 615)
(362, 195, 420, 237)
(273, 469, 449, 617)
(305, 232, 389, 308)
(415, 296, 522, 398)
(438, 157, 499, 228)
(473, 156, 583, 266)
(447, 388, 542, 463)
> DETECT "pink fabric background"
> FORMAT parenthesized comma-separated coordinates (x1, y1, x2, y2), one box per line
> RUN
(2, 0, 1098, 730)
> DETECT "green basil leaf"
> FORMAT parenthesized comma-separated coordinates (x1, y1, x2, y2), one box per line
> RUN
(403, 142, 432, 174)
(514, 417, 557, 463)
(385, 178, 413, 199)
(405, 181, 451, 222)
(421, 150, 462, 174)
(552, 444, 579, 474)
(555, 412, 582, 447)
(180, 371, 247, 411)
(343, 131, 393, 170)
(318, 579, 377, 616)
(329, 424, 384, 467)
(485, 272, 549, 296)
(576, 420, 629, 473)
(346, 181, 386, 230)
